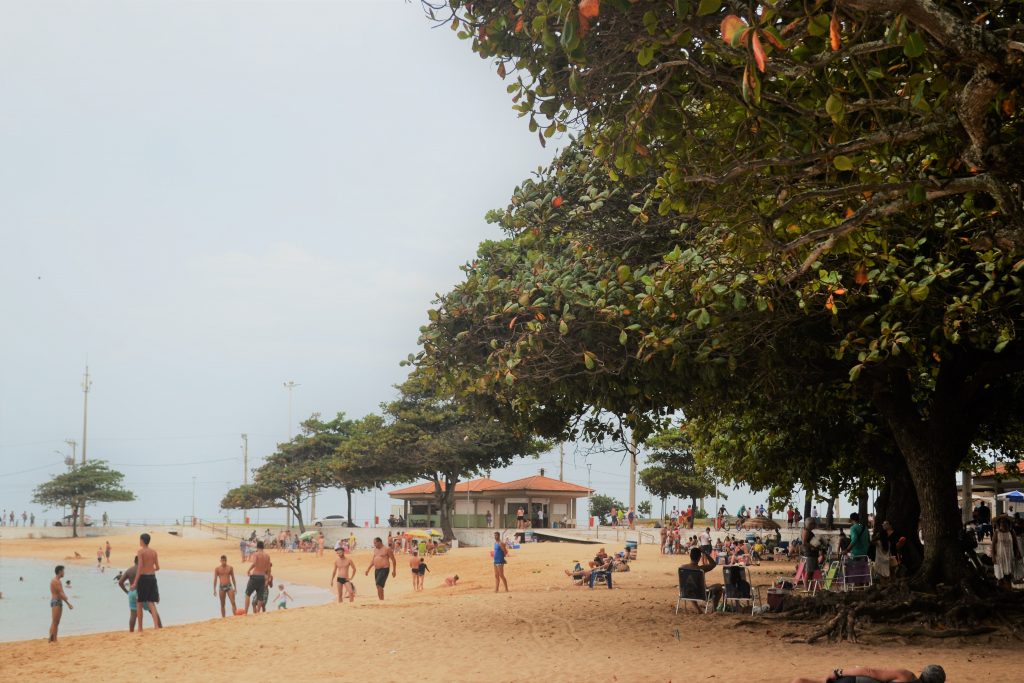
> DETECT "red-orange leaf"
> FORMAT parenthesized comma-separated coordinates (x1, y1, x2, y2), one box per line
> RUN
(854, 268, 869, 285)
(579, 0, 600, 19)
(752, 33, 767, 72)
(720, 15, 745, 45)
(552, 196, 564, 208)
(514, 17, 524, 34)
(830, 11, 841, 51)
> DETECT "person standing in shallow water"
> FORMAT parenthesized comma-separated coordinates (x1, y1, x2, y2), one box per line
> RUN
(130, 533, 162, 631)
(492, 531, 509, 593)
(49, 565, 73, 642)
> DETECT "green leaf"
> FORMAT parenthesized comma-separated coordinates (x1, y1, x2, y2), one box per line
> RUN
(637, 45, 655, 66)
(673, 0, 691, 16)
(825, 94, 845, 123)
(833, 155, 854, 171)
(849, 364, 864, 382)
(617, 264, 632, 283)
(910, 284, 929, 302)
(583, 352, 596, 370)
(619, 330, 628, 346)
(732, 291, 747, 310)
(907, 184, 926, 203)
(559, 319, 569, 335)
(696, 0, 721, 16)
(903, 31, 925, 58)
(643, 11, 658, 36)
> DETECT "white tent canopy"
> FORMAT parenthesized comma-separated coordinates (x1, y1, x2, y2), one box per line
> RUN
(996, 490, 1024, 500)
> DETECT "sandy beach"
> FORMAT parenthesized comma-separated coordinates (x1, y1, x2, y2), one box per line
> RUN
(0, 533, 1014, 682)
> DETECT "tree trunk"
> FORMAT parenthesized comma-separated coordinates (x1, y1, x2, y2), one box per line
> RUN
(803, 490, 812, 520)
(345, 487, 354, 527)
(292, 497, 306, 533)
(858, 489, 869, 522)
(72, 502, 79, 539)
(873, 463, 922, 567)
(825, 496, 836, 530)
(872, 372, 971, 588)
(432, 475, 458, 542)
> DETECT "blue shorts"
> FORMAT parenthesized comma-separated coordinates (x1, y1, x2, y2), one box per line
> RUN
(127, 590, 151, 612)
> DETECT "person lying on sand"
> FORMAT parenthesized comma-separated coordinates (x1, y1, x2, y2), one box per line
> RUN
(791, 664, 945, 683)
(443, 575, 459, 587)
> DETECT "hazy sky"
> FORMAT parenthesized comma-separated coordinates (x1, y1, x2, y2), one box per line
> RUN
(0, 0, 766, 527)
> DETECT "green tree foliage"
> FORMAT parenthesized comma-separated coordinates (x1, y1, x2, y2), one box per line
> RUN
(419, 1, 1024, 586)
(588, 493, 624, 522)
(638, 428, 718, 510)
(637, 500, 652, 517)
(32, 461, 134, 538)
(342, 370, 547, 540)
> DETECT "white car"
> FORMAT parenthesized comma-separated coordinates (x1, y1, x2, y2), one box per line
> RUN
(54, 514, 94, 527)
(312, 515, 348, 527)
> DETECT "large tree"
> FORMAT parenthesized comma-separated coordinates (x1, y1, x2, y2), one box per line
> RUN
(638, 428, 718, 513)
(349, 370, 547, 540)
(32, 461, 135, 538)
(419, 0, 1024, 588)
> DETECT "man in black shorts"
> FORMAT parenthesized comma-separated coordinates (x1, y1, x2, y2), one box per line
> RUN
(791, 664, 944, 683)
(363, 537, 396, 601)
(244, 540, 272, 614)
(330, 546, 357, 603)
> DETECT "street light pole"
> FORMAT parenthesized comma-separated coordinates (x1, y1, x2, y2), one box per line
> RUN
(80, 367, 91, 523)
(283, 381, 301, 528)
(192, 476, 197, 521)
(241, 433, 249, 524)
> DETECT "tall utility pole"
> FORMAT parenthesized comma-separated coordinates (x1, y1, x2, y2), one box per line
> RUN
(65, 439, 77, 468)
(586, 463, 593, 526)
(283, 381, 300, 528)
(241, 434, 249, 524)
(626, 434, 638, 512)
(80, 366, 91, 522)
(559, 443, 565, 481)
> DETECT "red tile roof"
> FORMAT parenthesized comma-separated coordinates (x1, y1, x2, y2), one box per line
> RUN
(388, 477, 504, 497)
(485, 475, 593, 494)
(389, 475, 591, 497)
(977, 461, 1023, 477)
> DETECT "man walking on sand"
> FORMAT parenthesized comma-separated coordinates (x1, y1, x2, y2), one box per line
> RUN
(244, 540, 272, 614)
(105, 541, 112, 565)
(364, 537, 396, 601)
(213, 555, 238, 617)
(492, 531, 509, 593)
(130, 533, 162, 631)
(49, 565, 73, 641)
(330, 546, 357, 603)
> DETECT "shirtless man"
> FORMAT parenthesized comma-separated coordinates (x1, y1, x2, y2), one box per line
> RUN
(245, 540, 272, 614)
(130, 533, 162, 631)
(105, 541, 112, 565)
(49, 565, 73, 642)
(408, 552, 422, 591)
(364, 537, 396, 601)
(213, 555, 238, 617)
(330, 546, 357, 603)
(679, 547, 723, 612)
(791, 664, 945, 683)
(117, 556, 157, 631)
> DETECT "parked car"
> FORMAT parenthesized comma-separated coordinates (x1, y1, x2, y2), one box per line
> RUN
(54, 514, 93, 527)
(313, 515, 347, 527)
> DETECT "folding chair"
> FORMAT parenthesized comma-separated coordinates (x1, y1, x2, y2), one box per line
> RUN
(841, 555, 872, 591)
(589, 568, 612, 589)
(810, 561, 840, 595)
(676, 567, 713, 614)
(721, 565, 761, 615)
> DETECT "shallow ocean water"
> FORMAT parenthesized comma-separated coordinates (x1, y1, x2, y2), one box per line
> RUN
(0, 556, 331, 642)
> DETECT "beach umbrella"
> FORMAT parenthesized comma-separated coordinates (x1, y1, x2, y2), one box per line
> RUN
(406, 530, 431, 538)
(428, 528, 443, 537)
(996, 490, 1024, 501)
(299, 530, 318, 540)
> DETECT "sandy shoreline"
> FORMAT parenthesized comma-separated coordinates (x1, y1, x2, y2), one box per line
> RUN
(0, 533, 1014, 682)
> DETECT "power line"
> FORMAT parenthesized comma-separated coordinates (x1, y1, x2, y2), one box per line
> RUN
(0, 461, 66, 477)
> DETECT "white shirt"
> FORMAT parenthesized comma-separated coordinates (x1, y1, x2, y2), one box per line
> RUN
(699, 532, 711, 545)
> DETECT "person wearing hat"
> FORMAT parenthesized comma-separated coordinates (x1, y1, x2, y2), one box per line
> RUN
(791, 663, 945, 683)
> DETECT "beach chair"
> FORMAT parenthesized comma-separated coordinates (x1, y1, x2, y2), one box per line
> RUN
(588, 567, 612, 589)
(810, 561, 841, 595)
(777, 557, 820, 592)
(721, 565, 761, 615)
(676, 567, 713, 614)
(841, 555, 872, 591)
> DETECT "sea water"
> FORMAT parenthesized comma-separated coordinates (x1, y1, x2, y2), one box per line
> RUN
(0, 556, 331, 642)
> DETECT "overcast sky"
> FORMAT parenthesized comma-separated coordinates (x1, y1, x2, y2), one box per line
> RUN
(0, 0, 771, 527)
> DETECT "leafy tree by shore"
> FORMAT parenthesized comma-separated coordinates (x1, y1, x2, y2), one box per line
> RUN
(32, 461, 134, 538)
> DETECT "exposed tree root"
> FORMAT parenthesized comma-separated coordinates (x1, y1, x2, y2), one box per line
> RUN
(743, 581, 1024, 644)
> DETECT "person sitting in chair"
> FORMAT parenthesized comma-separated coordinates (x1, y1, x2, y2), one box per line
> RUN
(791, 663, 944, 683)
(679, 547, 723, 612)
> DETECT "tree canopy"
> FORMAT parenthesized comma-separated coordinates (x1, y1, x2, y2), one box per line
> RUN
(32, 461, 135, 537)
(416, 0, 1024, 587)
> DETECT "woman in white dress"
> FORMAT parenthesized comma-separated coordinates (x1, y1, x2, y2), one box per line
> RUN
(991, 516, 1021, 589)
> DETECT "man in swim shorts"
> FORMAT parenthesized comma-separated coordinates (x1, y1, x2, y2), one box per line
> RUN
(408, 551, 422, 591)
(364, 537, 396, 601)
(130, 533, 162, 631)
(330, 546, 357, 603)
(118, 556, 156, 631)
(245, 540, 272, 614)
(791, 664, 945, 683)
(49, 565, 73, 641)
(213, 554, 238, 617)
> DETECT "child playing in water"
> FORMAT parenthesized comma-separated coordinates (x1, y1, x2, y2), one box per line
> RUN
(275, 583, 293, 610)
